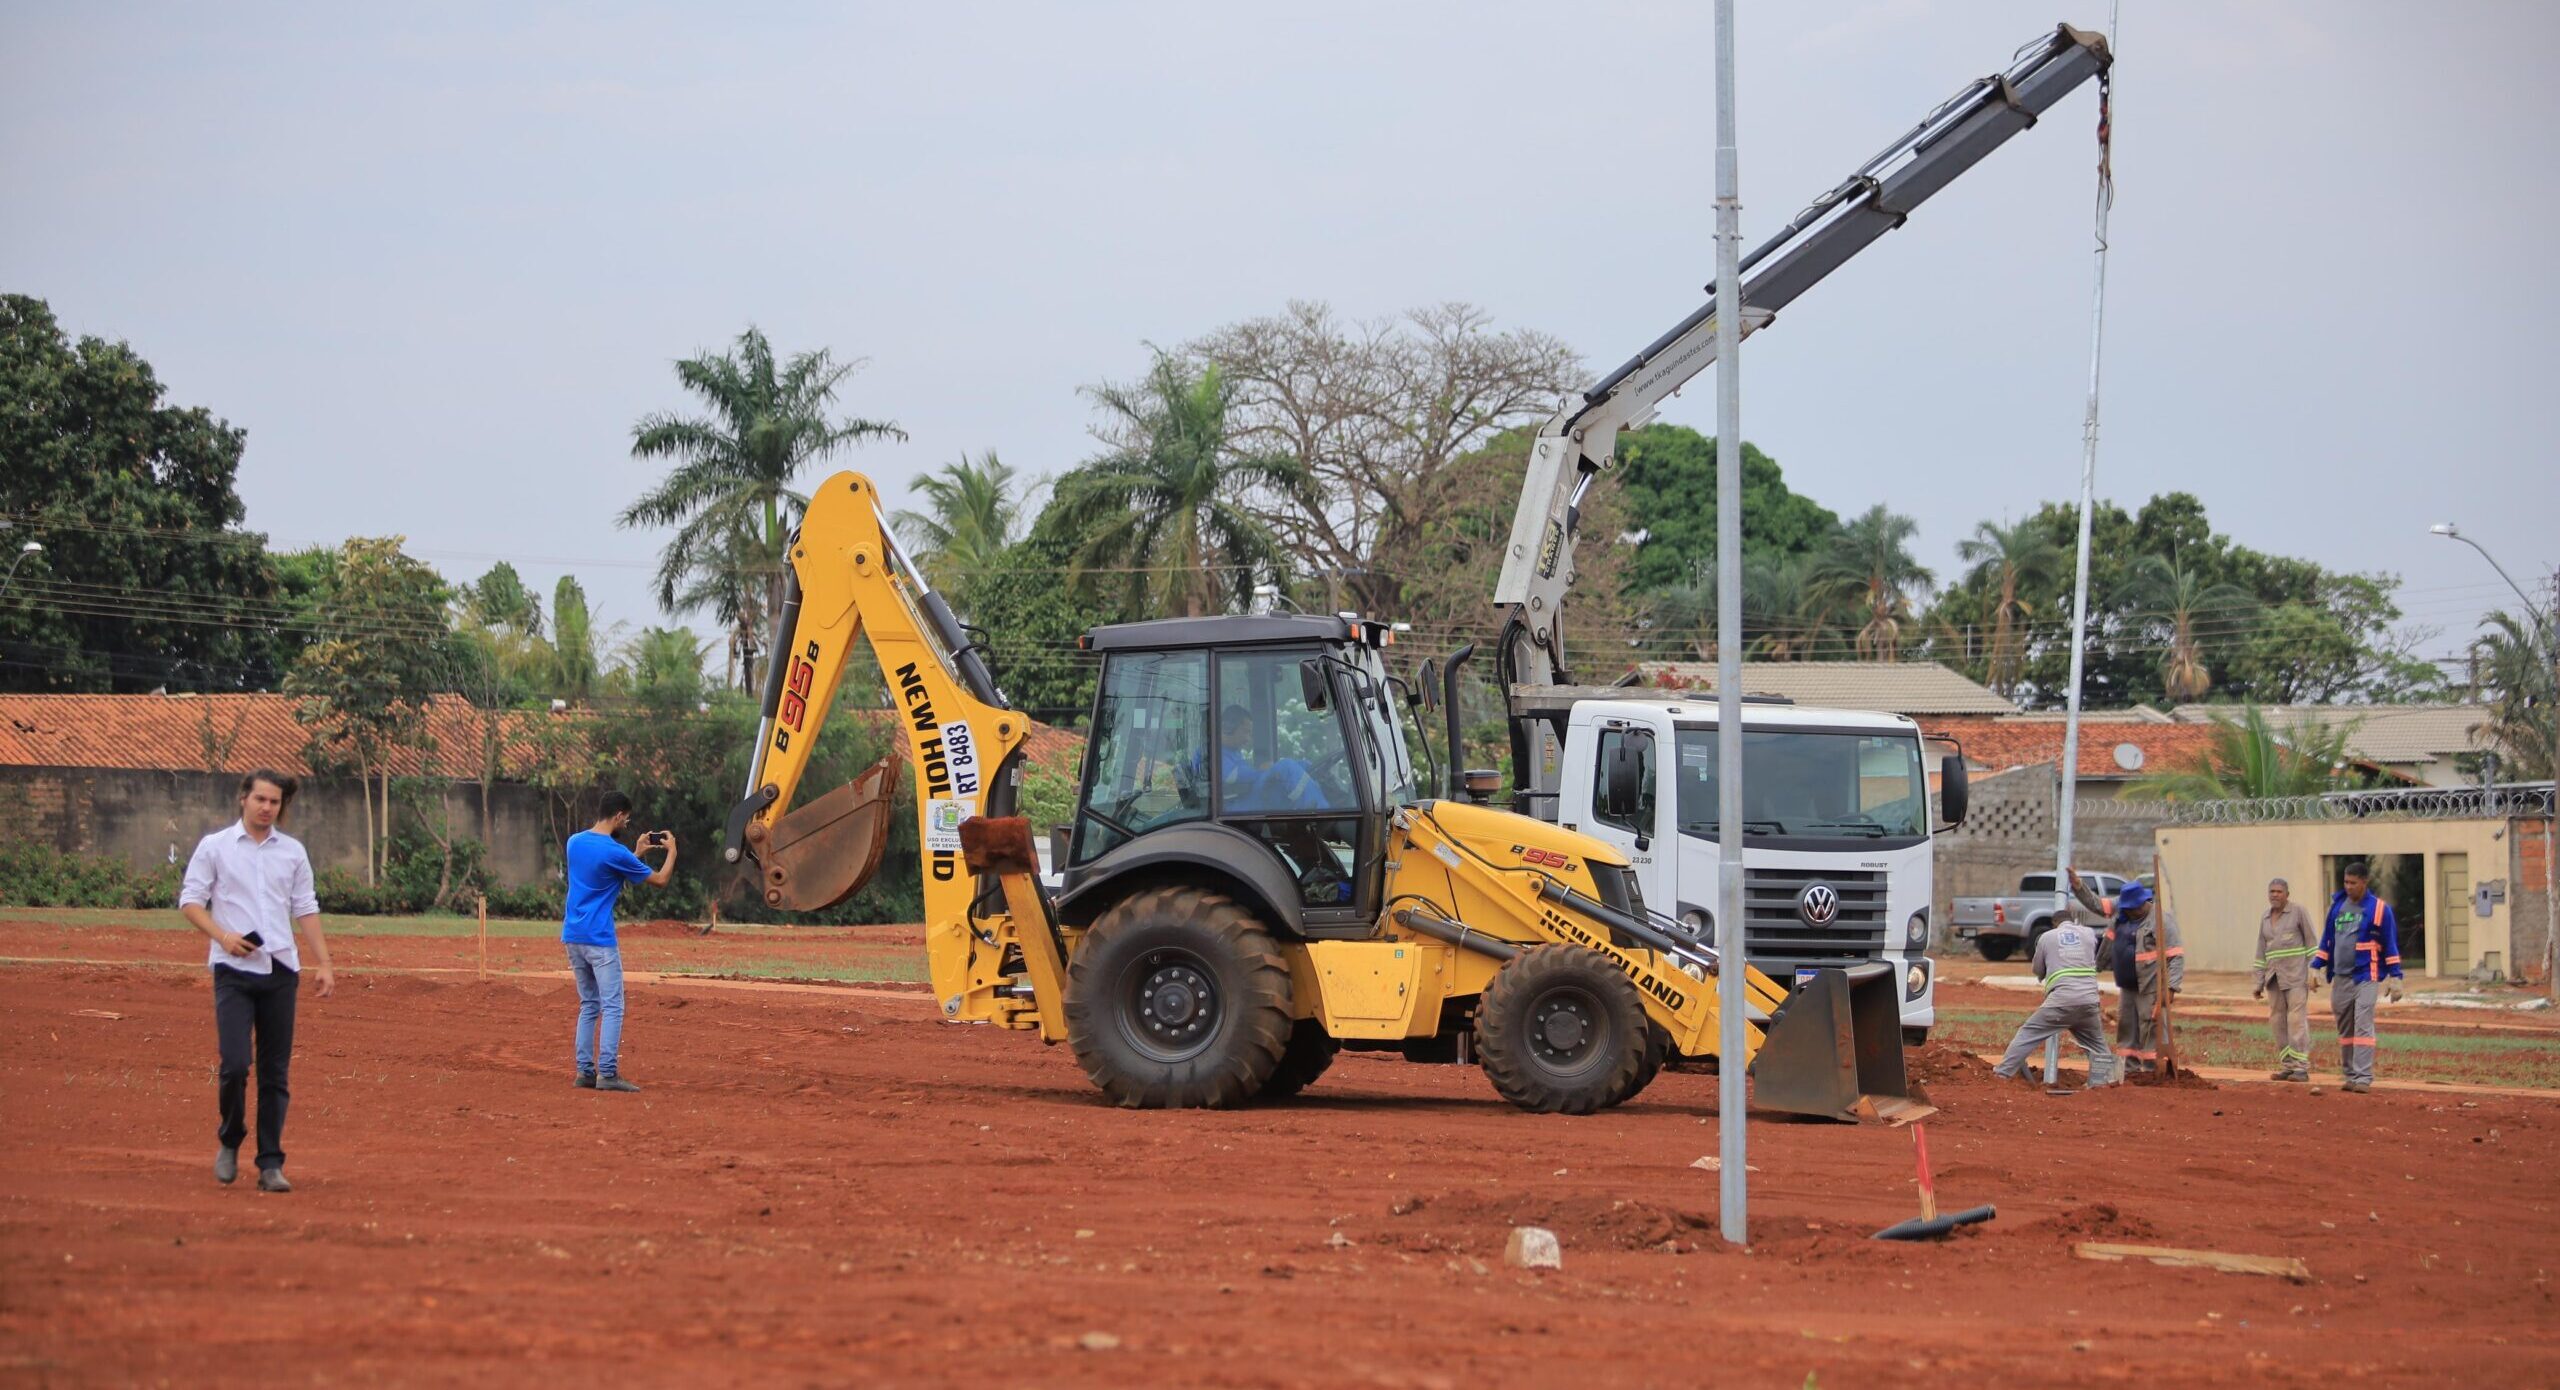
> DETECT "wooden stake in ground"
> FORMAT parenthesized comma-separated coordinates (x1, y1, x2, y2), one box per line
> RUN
(476, 893, 488, 980)
(2152, 850, 2179, 1077)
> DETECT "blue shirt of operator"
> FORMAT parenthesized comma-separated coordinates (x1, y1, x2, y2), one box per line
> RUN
(562, 830, 656, 948)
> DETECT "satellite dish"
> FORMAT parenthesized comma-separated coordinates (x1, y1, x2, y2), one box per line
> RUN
(2113, 742, 2145, 772)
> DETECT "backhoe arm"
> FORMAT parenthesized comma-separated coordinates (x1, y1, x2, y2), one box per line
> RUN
(721, 471, 1069, 1038)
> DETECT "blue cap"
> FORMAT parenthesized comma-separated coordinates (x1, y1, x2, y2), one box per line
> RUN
(2115, 881, 2154, 913)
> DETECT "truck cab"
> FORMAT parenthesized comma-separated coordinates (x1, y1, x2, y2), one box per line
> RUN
(1541, 695, 1961, 1043)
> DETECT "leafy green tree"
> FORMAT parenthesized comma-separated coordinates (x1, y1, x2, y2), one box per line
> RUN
(1744, 551, 1837, 661)
(2131, 705, 2370, 800)
(1614, 427, 1841, 594)
(551, 575, 599, 701)
(1955, 518, 2063, 697)
(1047, 353, 1305, 618)
(624, 626, 710, 711)
(962, 527, 1124, 721)
(2467, 607, 2554, 781)
(621, 327, 904, 688)
(285, 537, 457, 883)
(0, 294, 286, 692)
(891, 451, 1034, 609)
(458, 561, 544, 638)
(2119, 552, 2259, 703)
(1817, 504, 1932, 661)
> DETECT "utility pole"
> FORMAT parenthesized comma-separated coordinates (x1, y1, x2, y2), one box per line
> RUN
(2055, 0, 2120, 923)
(1711, 0, 1749, 1248)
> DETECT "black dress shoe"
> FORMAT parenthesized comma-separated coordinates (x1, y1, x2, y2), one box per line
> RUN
(576, 1071, 597, 1089)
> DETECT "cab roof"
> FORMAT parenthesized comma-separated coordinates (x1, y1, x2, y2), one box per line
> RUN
(1084, 613, 1387, 652)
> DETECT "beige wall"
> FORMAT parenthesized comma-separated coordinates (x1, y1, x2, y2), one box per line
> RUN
(2154, 819, 2516, 977)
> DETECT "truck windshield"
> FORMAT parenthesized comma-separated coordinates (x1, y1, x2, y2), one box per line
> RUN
(1672, 727, 1929, 845)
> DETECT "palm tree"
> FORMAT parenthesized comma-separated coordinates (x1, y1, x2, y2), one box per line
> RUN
(1045, 354, 1307, 617)
(623, 626, 710, 710)
(2132, 705, 2367, 800)
(621, 327, 904, 687)
(891, 451, 1034, 609)
(2122, 553, 2257, 703)
(2467, 608, 2555, 780)
(1744, 551, 1835, 661)
(1816, 505, 1932, 661)
(1955, 518, 2062, 696)
(1645, 558, 1719, 660)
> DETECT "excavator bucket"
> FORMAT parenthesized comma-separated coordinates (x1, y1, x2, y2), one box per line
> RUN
(1747, 962, 1934, 1124)
(746, 757, 899, 911)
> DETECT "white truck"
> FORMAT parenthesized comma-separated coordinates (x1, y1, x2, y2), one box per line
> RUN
(1494, 684, 1967, 1045)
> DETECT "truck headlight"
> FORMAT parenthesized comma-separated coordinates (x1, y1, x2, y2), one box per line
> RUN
(1906, 909, 1929, 951)
(1905, 961, 1929, 1000)
(1680, 909, 1714, 948)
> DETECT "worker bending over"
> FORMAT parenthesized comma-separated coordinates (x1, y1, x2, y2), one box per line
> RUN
(2071, 869, 2182, 1073)
(2252, 876, 2318, 1082)
(1992, 915, 2114, 1088)
(2313, 861, 2404, 1094)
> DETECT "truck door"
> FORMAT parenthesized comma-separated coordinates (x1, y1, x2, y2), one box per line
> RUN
(1577, 719, 1673, 913)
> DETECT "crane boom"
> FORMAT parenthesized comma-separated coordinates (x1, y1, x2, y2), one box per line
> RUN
(1491, 21, 2111, 814)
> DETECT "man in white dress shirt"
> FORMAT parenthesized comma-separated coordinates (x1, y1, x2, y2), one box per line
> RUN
(178, 769, 335, 1193)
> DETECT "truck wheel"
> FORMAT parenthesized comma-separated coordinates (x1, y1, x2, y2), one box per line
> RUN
(1607, 1024, 1673, 1107)
(1977, 935, 2017, 962)
(1475, 946, 1647, 1115)
(1258, 1018, 1340, 1100)
(2026, 919, 2055, 960)
(1065, 885, 1294, 1109)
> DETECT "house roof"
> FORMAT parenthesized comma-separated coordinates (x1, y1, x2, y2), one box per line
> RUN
(0, 692, 1088, 784)
(2169, 703, 2492, 766)
(0, 693, 558, 778)
(1638, 661, 2020, 716)
(1917, 714, 2222, 780)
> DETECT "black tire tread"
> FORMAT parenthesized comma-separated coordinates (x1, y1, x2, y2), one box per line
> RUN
(1064, 885, 1294, 1109)
(1258, 1018, 1340, 1100)
(1474, 945, 1647, 1115)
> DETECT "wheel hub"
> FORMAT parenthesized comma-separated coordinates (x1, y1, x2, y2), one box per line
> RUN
(1134, 952, 1218, 1053)
(1529, 988, 1601, 1068)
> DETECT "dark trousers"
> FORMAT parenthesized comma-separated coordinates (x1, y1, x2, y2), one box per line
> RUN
(213, 964, 299, 1171)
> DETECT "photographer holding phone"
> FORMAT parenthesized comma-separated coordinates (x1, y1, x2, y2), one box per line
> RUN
(562, 791, 676, 1092)
(179, 769, 333, 1193)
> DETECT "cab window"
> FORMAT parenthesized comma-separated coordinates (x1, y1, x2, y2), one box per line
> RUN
(1072, 650, 1210, 861)
(1212, 649, 1358, 814)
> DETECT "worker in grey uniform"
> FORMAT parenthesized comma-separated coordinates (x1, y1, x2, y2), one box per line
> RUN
(1992, 915, 2115, 1087)
(2069, 868, 2183, 1072)
(2251, 876, 2318, 1082)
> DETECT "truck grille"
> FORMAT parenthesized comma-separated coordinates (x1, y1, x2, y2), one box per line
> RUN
(1741, 868, 1888, 979)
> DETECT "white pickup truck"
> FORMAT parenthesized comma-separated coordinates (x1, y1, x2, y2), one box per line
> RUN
(1950, 870, 2137, 962)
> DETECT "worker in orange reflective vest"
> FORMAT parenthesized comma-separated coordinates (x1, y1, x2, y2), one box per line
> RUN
(2071, 868, 2182, 1073)
(2312, 860, 2405, 1094)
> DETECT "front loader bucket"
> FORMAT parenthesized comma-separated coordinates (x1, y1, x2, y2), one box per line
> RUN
(746, 757, 899, 911)
(1748, 963, 1934, 1124)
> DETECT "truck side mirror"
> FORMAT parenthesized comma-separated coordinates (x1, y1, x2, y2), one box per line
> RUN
(1415, 659, 1439, 711)
(1939, 752, 1969, 827)
(1298, 658, 1330, 712)
(1604, 731, 1652, 821)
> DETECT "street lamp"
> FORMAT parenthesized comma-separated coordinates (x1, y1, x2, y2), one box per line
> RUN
(0, 540, 41, 597)
(2433, 521, 2558, 1000)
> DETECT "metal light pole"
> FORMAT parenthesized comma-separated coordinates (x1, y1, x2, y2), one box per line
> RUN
(0, 541, 42, 597)
(1711, 0, 1749, 1247)
(2431, 522, 2559, 1000)
(2055, 0, 2120, 922)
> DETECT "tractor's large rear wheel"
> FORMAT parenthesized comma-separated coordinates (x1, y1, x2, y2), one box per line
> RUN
(1475, 946, 1647, 1114)
(1065, 886, 1294, 1109)
(1258, 1018, 1340, 1100)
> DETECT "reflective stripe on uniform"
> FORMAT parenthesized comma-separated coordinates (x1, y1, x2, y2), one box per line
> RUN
(2041, 967, 2096, 990)
(2162, 946, 2185, 957)
(2264, 946, 2317, 959)
(2343, 1036, 2377, 1046)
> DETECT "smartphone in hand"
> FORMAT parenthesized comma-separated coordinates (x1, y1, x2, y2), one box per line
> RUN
(237, 930, 265, 949)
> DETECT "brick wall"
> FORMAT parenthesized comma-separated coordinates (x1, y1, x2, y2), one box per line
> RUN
(2514, 818, 2553, 985)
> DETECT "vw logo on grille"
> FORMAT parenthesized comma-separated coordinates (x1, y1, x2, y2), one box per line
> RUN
(1797, 882, 1840, 927)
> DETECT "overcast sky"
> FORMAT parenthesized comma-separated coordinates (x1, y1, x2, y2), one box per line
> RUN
(6, 1, 2554, 675)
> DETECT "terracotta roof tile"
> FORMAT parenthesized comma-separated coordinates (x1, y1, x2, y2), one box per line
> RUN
(1916, 714, 2221, 780)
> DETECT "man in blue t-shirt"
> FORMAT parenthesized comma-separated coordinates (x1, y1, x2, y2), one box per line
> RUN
(562, 791, 675, 1092)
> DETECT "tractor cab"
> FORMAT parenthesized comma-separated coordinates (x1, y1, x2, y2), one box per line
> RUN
(1058, 614, 1419, 941)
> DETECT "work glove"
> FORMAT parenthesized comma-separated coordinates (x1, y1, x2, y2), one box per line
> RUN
(2385, 980, 2405, 1004)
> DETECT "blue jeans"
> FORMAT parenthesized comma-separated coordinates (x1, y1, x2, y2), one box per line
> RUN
(567, 942, 625, 1076)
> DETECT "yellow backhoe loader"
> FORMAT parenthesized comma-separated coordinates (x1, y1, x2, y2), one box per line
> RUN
(720, 472, 1920, 1120)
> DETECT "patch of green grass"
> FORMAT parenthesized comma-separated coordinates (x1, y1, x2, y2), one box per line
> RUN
(665, 955, 930, 985)
(1932, 1007, 2560, 1090)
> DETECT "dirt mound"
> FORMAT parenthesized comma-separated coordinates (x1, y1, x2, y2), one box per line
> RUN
(2127, 1065, 2220, 1091)
(1905, 1041, 1997, 1085)
(2022, 1202, 2161, 1244)
(1389, 1190, 1716, 1252)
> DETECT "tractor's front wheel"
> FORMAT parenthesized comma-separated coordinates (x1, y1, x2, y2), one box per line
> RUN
(1257, 1018, 1340, 1100)
(1065, 886, 1295, 1108)
(1474, 946, 1648, 1114)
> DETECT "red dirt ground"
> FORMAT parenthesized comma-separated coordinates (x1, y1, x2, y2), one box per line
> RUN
(3, 951, 2556, 1386)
